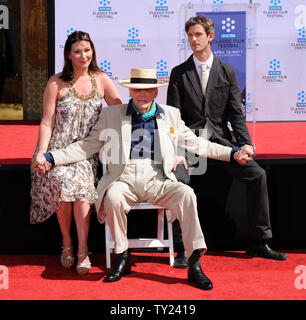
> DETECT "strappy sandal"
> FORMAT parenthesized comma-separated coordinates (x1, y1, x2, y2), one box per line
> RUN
(60, 246, 76, 269)
(76, 252, 91, 275)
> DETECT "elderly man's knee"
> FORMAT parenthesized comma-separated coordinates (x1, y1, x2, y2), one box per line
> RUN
(104, 189, 131, 217)
(176, 183, 197, 202)
(103, 190, 120, 212)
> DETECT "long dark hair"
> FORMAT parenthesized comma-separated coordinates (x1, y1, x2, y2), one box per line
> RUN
(59, 31, 102, 82)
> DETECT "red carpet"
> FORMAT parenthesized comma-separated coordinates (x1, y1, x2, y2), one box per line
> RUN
(0, 250, 305, 300)
(249, 122, 306, 159)
(0, 122, 305, 165)
(0, 124, 39, 165)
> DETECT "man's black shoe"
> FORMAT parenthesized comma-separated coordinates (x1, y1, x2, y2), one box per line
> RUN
(246, 243, 288, 261)
(104, 250, 131, 282)
(174, 250, 188, 269)
(188, 261, 213, 290)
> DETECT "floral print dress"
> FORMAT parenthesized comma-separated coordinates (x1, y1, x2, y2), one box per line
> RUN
(30, 74, 102, 224)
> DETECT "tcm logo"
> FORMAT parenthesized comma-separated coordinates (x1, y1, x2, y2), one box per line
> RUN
(155, 0, 168, 11)
(99, 0, 111, 12)
(122, 27, 145, 51)
(246, 27, 256, 46)
(221, 17, 236, 38)
(0, 266, 9, 290)
(269, 0, 282, 11)
(297, 90, 306, 107)
(181, 27, 189, 45)
(100, 60, 118, 79)
(66, 27, 76, 37)
(268, 59, 281, 75)
(244, 92, 254, 116)
(0, 5, 9, 29)
(127, 27, 140, 44)
(212, 0, 225, 11)
(246, 92, 252, 107)
(156, 59, 168, 76)
(100, 60, 112, 76)
(295, 265, 306, 289)
(297, 26, 306, 43)
(213, 0, 224, 5)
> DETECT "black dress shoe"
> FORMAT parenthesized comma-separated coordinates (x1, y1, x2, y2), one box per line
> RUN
(188, 261, 213, 290)
(246, 243, 288, 261)
(104, 250, 131, 282)
(174, 250, 188, 269)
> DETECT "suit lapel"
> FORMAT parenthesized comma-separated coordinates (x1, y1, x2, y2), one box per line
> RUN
(185, 55, 204, 105)
(156, 112, 168, 163)
(205, 57, 221, 106)
(120, 108, 132, 164)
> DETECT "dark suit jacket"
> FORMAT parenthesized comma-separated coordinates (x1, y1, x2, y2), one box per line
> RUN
(167, 54, 251, 147)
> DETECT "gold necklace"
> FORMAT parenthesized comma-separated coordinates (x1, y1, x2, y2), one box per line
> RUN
(69, 74, 97, 100)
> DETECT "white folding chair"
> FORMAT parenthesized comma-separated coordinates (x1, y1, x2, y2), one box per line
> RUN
(105, 202, 174, 268)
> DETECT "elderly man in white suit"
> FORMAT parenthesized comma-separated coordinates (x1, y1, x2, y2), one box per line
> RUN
(34, 68, 251, 290)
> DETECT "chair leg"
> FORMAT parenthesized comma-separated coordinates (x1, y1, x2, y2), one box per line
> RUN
(157, 209, 164, 240)
(166, 210, 174, 266)
(105, 220, 112, 269)
(156, 209, 164, 252)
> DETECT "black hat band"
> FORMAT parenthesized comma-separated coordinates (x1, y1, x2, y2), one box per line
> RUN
(130, 77, 157, 84)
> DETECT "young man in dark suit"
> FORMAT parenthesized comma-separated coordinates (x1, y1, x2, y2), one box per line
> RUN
(167, 15, 287, 267)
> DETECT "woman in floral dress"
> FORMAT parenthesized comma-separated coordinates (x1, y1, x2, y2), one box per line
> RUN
(30, 31, 122, 275)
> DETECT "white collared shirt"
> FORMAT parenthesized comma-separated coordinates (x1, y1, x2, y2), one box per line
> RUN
(193, 53, 214, 139)
(193, 53, 214, 80)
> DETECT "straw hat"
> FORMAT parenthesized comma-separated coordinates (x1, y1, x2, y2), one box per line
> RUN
(118, 68, 168, 89)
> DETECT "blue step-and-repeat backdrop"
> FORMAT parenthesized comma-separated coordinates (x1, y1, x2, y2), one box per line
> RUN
(54, 0, 306, 122)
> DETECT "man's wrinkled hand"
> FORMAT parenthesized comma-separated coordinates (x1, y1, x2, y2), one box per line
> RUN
(173, 155, 188, 171)
(234, 150, 253, 165)
(241, 144, 254, 157)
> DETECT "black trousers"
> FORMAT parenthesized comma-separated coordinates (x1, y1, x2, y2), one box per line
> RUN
(173, 156, 272, 249)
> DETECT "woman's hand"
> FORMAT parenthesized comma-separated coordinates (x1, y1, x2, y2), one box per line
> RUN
(32, 153, 51, 174)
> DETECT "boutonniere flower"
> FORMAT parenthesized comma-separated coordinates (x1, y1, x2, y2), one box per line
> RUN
(169, 126, 176, 140)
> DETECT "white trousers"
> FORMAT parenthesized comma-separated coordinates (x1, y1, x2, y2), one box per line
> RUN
(102, 159, 207, 259)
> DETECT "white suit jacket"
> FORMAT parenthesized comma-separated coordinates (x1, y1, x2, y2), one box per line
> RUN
(51, 103, 232, 222)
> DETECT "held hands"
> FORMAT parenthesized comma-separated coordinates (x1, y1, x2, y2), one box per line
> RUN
(173, 150, 253, 168)
(233, 144, 254, 165)
(31, 153, 52, 174)
(233, 148, 253, 165)
(241, 144, 255, 157)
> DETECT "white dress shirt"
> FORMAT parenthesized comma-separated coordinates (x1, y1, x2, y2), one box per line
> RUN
(192, 53, 214, 139)
(193, 53, 214, 81)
